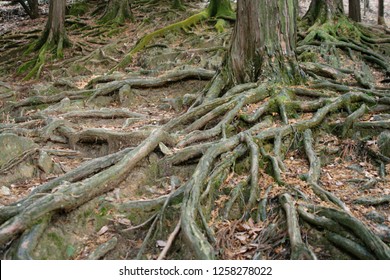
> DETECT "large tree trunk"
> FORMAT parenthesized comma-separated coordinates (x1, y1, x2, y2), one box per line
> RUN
(36, 0, 69, 57)
(378, 0, 385, 25)
(303, 0, 345, 25)
(100, 0, 133, 25)
(349, 0, 361, 22)
(227, 0, 301, 85)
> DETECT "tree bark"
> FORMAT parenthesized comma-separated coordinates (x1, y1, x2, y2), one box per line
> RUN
(100, 0, 133, 24)
(36, 0, 69, 57)
(303, 0, 345, 25)
(227, 0, 301, 85)
(349, 0, 361, 22)
(378, 0, 385, 25)
(207, 0, 235, 19)
(172, 0, 185, 10)
(17, 0, 39, 19)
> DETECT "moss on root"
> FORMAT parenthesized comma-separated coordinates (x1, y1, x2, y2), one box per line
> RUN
(115, 1, 236, 70)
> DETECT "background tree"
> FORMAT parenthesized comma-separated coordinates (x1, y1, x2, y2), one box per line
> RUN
(363, 0, 370, 15)
(99, 0, 133, 25)
(172, 0, 185, 10)
(36, 0, 69, 58)
(349, 0, 361, 22)
(1, 0, 390, 261)
(17, 0, 39, 19)
(116, 0, 235, 68)
(18, 0, 69, 80)
(378, 0, 385, 25)
(303, 0, 344, 25)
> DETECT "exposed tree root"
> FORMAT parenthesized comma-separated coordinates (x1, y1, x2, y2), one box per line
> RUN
(114, 2, 235, 70)
(1, 8, 390, 260)
(87, 237, 118, 260)
(279, 194, 316, 260)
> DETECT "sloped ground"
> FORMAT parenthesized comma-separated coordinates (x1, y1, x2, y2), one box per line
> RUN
(0, 0, 389, 260)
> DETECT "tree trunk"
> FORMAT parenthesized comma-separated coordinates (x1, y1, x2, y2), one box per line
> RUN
(378, 0, 385, 25)
(227, 0, 301, 85)
(363, 0, 370, 16)
(303, 0, 345, 25)
(172, 0, 185, 10)
(100, 0, 133, 25)
(18, 0, 39, 19)
(207, 0, 235, 19)
(37, 0, 69, 57)
(349, 0, 361, 22)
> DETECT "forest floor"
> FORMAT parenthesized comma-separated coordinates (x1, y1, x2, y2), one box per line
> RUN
(0, 0, 389, 260)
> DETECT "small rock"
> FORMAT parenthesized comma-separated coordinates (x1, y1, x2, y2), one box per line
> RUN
(365, 211, 386, 224)
(118, 84, 134, 104)
(375, 224, 390, 243)
(0, 133, 38, 167)
(60, 97, 71, 107)
(37, 151, 53, 173)
(378, 131, 390, 157)
(0, 186, 11, 196)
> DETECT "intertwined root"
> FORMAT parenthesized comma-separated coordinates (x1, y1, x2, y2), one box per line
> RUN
(1, 10, 390, 260)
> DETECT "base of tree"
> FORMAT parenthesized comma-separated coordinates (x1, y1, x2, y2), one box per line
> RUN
(99, 0, 133, 26)
(1, 1, 390, 261)
(17, 32, 71, 80)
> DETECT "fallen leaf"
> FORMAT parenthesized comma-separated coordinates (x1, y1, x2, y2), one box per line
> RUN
(97, 225, 109, 235)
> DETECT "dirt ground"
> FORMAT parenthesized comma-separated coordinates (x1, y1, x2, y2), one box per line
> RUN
(0, 0, 389, 260)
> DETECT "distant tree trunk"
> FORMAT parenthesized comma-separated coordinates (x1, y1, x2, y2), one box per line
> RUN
(348, 0, 361, 22)
(36, 0, 69, 57)
(378, 0, 385, 25)
(18, 0, 39, 19)
(363, 0, 370, 15)
(226, 0, 301, 85)
(100, 0, 133, 25)
(303, 0, 344, 25)
(207, 0, 235, 19)
(172, 0, 185, 10)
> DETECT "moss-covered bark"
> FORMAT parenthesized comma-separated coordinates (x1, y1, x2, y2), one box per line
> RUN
(207, 0, 235, 19)
(303, 0, 344, 25)
(172, 0, 185, 10)
(378, 0, 386, 25)
(115, 0, 236, 69)
(100, 0, 133, 25)
(18, 0, 70, 79)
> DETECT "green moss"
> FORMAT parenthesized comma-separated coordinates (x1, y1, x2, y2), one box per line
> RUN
(214, 19, 226, 33)
(115, 10, 209, 70)
(234, 157, 250, 174)
(68, 1, 89, 17)
(207, 0, 236, 19)
(66, 245, 76, 258)
(172, 0, 185, 11)
(17, 60, 35, 74)
(299, 51, 317, 62)
(69, 63, 91, 75)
